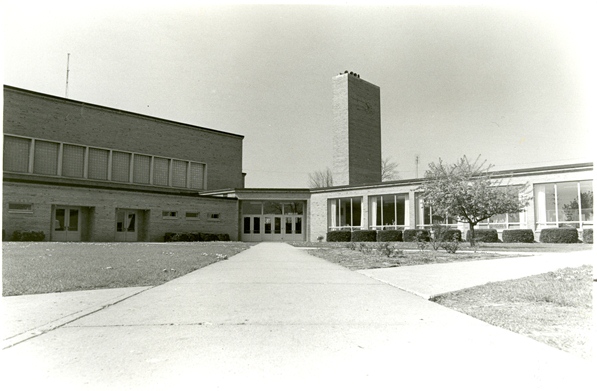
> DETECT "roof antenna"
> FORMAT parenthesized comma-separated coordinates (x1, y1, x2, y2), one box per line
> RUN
(65, 53, 70, 98)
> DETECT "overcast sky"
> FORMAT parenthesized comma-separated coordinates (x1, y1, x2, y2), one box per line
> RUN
(2, 1, 594, 188)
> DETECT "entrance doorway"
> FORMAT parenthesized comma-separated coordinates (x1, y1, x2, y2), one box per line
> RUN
(241, 200, 305, 242)
(115, 209, 138, 242)
(53, 206, 81, 241)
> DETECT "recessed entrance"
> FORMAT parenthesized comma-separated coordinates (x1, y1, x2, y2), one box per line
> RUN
(115, 209, 139, 242)
(52, 206, 82, 241)
(241, 200, 305, 242)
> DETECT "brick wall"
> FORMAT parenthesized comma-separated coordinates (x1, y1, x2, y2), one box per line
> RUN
(332, 74, 382, 186)
(3, 86, 244, 190)
(2, 182, 239, 241)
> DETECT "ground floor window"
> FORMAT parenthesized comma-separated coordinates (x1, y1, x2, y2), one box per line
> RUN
(478, 212, 521, 230)
(415, 196, 457, 228)
(534, 181, 593, 229)
(369, 194, 407, 230)
(329, 197, 363, 231)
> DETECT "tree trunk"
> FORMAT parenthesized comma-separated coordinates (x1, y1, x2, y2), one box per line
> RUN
(469, 222, 476, 246)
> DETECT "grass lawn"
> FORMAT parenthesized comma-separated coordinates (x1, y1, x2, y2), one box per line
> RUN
(2, 242, 250, 296)
(300, 241, 593, 360)
(432, 265, 593, 361)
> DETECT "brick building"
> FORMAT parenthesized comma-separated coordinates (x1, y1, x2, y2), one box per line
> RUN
(3, 73, 593, 242)
(3, 85, 243, 241)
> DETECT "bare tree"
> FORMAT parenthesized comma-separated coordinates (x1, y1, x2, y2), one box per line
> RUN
(381, 157, 399, 181)
(308, 168, 334, 188)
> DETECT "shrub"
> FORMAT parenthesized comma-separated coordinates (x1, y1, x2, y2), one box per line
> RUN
(540, 228, 579, 243)
(351, 230, 377, 242)
(466, 229, 498, 243)
(377, 230, 403, 242)
(217, 233, 231, 242)
(502, 229, 535, 243)
(164, 232, 177, 242)
(403, 229, 430, 242)
(434, 228, 461, 242)
(202, 233, 219, 242)
(327, 231, 351, 242)
(583, 229, 593, 244)
(10, 230, 46, 241)
(440, 240, 460, 254)
(164, 232, 229, 242)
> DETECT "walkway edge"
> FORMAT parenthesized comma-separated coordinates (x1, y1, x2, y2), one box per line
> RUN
(2, 286, 153, 350)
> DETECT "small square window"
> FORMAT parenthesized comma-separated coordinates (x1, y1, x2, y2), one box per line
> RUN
(8, 203, 33, 213)
(185, 212, 200, 220)
(162, 211, 178, 219)
(208, 213, 221, 221)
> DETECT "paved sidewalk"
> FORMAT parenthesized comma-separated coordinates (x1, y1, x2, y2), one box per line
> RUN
(359, 250, 594, 299)
(1, 243, 593, 390)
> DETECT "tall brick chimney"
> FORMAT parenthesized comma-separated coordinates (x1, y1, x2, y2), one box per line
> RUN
(332, 71, 382, 186)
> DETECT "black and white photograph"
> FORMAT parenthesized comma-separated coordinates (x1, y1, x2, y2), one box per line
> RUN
(1, 1, 594, 389)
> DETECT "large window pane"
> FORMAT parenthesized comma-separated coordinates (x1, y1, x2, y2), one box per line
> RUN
(33, 140, 59, 175)
(112, 151, 131, 182)
(382, 196, 396, 226)
(3, 136, 30, 172)
(264, 201, 283, 214)
(189, 162, 204, 189)
(242, 202, 262, 214)
(133, 154, 151, 184)
(544, 184, 557, 222)
(558, 182, 579, 224)
(283, 202, 303, 215)
(88, 148, 109, 180)
(172, 160, 187, 188)
(153, 157, 169, 186)
(579, 181, 593, 222)
(62, 144, 85, 178)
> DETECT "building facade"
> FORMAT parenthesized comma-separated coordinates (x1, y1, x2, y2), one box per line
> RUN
(3, 85, 243, 242)
(3, 74, 593, 243)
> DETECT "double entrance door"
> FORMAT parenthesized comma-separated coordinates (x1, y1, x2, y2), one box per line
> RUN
(243, 214, 303, 241)
(115, 209, 138, 242)
(53, 206, 81, 241)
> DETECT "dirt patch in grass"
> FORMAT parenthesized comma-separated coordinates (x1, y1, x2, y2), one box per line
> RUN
(306, 246, 521, 271)
(2, 242, 251, 296)
(431, 265, 593, 360)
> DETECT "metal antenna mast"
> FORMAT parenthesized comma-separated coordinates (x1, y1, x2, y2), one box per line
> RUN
(415, 154, 420, 178)
(65, 53, 70, 98)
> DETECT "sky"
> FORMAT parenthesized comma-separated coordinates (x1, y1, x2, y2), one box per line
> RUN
(2, 1, 594, 188)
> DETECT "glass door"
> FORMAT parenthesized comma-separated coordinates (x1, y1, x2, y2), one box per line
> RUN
(53, 207, 81, 241)
(115, 209, 138, 241)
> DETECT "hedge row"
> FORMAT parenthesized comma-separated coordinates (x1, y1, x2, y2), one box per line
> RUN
(377, 230, 403, 242)
(539, 228, 579, 243)
(436, 229, 462, 242)
(164, 232, 231, 242)
(403, 229, 430, 242)
(327, 230, 405, 242)
(9, 230, 46, 241)
(502, 229, 535, 243)
(466, 229, 499, 243)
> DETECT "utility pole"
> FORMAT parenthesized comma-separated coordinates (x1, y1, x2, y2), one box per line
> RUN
(65, 53, 70, 98)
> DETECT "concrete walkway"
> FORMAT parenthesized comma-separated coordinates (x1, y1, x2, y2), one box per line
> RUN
(1, 243, 593, 390)
(359, 250, 594, 299)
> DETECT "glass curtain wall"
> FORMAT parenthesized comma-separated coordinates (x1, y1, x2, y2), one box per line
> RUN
(534, 181, 593, 229)
(369, 194, 407, 230)
(328, 197, 363, 231)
